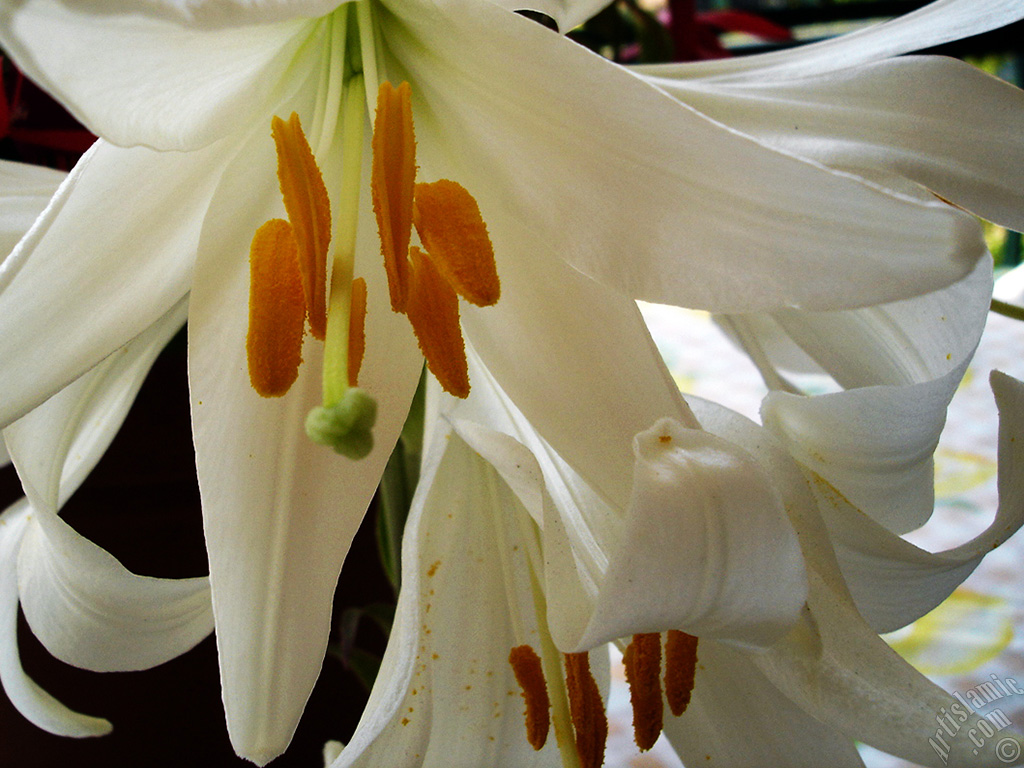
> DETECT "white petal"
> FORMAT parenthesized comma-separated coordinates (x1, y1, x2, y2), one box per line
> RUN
(756, 570, 1016, 767)
(760, 258, 992, 534)
(187, 126, 421, 764)
(643, 56, 1024, 233)
(462, 244, 698, 517)
(17, 508, 213, 673)
(44, 0, 343, 27)
(562, 419, 806, 650)
(0, 160, 65, 261)
(0, 501, 111, 737)
(647, 0, 1024, 82)
(663, 638, 864, 768)
(392, 0, 985, 314)
(0, 139, 229, 429)
(819, 371, 1024, 633)
(4, 299, 188, 513)
(0, 1, 319, 149)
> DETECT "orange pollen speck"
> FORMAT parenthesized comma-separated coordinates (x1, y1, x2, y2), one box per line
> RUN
(271, 113, 331, 340)
(664, 630, 699, 717)
(623, 633, 664, 751)
(372, 81, 416, 313)
(508, 645, 550, 750)
(563, 652, 607, 768)
(247, 219, 305, 397)
(348, 277, 368, 387)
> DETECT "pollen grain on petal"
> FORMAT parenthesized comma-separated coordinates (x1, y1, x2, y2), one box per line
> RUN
(247, 218, 305, 397)
(413, 179, 499, 307)
(664, 630, 698, 717)
(272, 112, 331, 339)
(406, 246, 470, 398)
(372, 81, 416, 313)
(508, 645, 550, 750)
(563, 652, 607, 768)
(348, 277, 368, 387)
(623, 633, 664, 751)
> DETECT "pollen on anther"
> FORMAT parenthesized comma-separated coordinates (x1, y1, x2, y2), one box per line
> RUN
(247, 219, 306, 397)
(371, 81, 416, 313)
(563, 652, 607, 768)
(348, 277, 368, 387)
(508, 645, 550, 750)
(623, 633, 664, 751)
(413, 179, 499, 307)
(405, 246, 469, 398)
(664, 630, 699, 717)
(271, 113, 331, 340)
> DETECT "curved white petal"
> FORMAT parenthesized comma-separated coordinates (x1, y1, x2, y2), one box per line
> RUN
(759, 257, 992, 534)
(390, 0, 984, 314)
(450, 368, 805, 652)
(187, 125, 421, 764)
(0, 0, 319, 150)
(567, 418, 806, 650)
(642, 56, 1024, 234)
(17, 509, 213, 673)
(0, 160, 65, 262)
(334, 425, 579, 767)
(644, 0, 1024, 83)
(819, 371, 1024, 633)
(0, 501, 111, 737)
(663, 639, 865, 768)
(689, 394, 1018, 767)
(0, 139, 230, 429)
(4, 299, 188, 513)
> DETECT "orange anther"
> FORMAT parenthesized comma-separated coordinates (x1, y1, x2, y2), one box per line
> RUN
(405, 246, 469, 398)
(508, 645, 550, 750)
(413, 179, 499, 307)
(272, 113, 331, 339)
(247, 219, 306, 397)
(371, 81, 416, 313)
(664, 630, 699, 717)
(348, 277, 367, 387)
(623, 633, 664, 751)
(563, 652, 607, 768)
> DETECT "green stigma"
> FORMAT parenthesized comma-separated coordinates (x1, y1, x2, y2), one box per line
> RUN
(305, 387, 378, 459)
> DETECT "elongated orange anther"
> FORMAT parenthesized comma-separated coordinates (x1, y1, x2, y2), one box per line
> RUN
(348, 277, 368, 387)
(563, 652, 607, 768)
(509, 645, 550, 750)
(272, 113, 331, 339)
(247, 219, 305, 397)
(664, 630, 699, 717)
(405, 247, 469, 398)
(413, 179, 499, 307)
(623, 633, 664, 751)
(371, 81, 416, 313)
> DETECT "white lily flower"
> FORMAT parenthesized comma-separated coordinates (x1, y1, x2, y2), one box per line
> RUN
(0, 0, 1019, 761)
(332, 349, 1024, 768)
